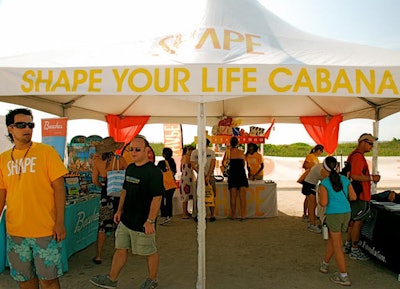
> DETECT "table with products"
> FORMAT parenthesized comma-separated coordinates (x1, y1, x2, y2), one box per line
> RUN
(359, 202, 400, 279)
(0, 194, 100, 273)
(214, 180, 278, 218)
(0, 211, 5, 273)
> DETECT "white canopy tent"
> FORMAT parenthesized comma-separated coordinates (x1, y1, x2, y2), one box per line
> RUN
(1, 0, 400, 288)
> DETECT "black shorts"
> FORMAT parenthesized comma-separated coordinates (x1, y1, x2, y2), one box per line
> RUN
(301, 181, 317, 196)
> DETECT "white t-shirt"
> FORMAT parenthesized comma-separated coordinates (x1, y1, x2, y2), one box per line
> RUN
(190, 148, 216, 176)
(304, 163, 324, 185)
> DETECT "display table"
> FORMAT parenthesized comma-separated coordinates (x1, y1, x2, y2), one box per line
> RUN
(360, 202, 400, 279)
(0, 210, 5, 273)
(0, 194, 100, 273)
(214, 180, 277, 218)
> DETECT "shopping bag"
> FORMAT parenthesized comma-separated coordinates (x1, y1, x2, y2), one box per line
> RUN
(107, 156, 125, 197)
(107, 170, 125, 197)
(163, 161, 177, 190)
(220, 148, 230, 177)
(220, 160, 230, 177)
(205, 183, 215, 207)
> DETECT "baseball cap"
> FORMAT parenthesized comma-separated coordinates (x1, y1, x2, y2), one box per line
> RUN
(358, 133, 378, 143)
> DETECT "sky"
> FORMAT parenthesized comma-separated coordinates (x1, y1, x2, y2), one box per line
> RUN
(0, 0, 400, 145)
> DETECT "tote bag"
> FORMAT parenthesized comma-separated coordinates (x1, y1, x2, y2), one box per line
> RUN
(107, 156, 126, 197)
(220, 148, 230, 177)
(163, 160, 177, 190)
(205, 183, 215, 207)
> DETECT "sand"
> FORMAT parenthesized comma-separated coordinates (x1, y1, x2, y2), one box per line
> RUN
(0, 189, 399, 289)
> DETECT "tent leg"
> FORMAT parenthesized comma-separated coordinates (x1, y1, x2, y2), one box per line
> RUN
(372, 108, 380, 194)
(196, 102, 206, 289)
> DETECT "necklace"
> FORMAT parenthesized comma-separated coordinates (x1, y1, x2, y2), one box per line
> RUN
(11, 142, 33, 177)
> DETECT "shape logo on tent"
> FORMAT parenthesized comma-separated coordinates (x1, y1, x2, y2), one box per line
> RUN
(154, 27, 264, 59)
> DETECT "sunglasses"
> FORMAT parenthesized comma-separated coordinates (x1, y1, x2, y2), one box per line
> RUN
(12, 122, 35, 129)
(127, 147, 145, 152)
(364, 140, 374, 146)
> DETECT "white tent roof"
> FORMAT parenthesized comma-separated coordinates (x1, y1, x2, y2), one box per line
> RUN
(0, 0, 400, 125)
(1, 1, 399, 288)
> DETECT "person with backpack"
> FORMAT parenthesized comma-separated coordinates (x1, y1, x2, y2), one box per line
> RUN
(343, 133, 380, 261)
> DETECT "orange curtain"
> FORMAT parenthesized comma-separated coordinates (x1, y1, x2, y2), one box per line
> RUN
(264, 119, 275, 139)
(300, 115, 343, 154)
(106, 114, 150, 153)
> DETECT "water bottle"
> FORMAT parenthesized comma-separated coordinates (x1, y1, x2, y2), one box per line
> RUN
(322, 223, 328, 240)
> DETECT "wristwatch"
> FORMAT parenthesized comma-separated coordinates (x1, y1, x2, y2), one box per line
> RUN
(146, 218, 155, 224)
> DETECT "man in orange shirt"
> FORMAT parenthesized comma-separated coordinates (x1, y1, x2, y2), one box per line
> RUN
(343, 133, 380, 261)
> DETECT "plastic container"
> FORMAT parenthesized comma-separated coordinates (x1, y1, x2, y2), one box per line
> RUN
(322, 224, 329, 240)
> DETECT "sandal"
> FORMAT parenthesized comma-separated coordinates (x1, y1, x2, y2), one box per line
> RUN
(92, 257, 102, 265)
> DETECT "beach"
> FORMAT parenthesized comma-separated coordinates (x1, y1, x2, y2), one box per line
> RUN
(0, 189, 399, 289)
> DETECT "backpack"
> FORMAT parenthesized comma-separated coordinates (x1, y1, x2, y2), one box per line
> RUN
(340, 161, 351, 178)
(340, 151, 363, 198)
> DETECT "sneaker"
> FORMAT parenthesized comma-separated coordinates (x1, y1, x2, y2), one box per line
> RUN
(302, 214, 309, 223)
(140, 278, 158, 289)
(320, 261, 329, 273)
(159, 217, 171, 225)
(89, 275, 118, 289)
(308, 224, 322, 233)
(343, 242, 351, 254)
(330, 272, 351, 286)
(209, 216, 216, 222)
(349, 248, 370, 260)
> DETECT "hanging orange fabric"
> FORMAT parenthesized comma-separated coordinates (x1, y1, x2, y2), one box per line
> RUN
(106, 115, 150, 153)
(300, 115, 343, 154)
(264, 119, 275, 139)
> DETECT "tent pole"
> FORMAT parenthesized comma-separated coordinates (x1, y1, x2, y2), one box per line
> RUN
(372, 107, 380, 194)
(196, 102, 206, 289)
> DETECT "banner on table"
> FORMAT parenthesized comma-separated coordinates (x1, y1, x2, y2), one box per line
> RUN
(41, 118, 68, 160)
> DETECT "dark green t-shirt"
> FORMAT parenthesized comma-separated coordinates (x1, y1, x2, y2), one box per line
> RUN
(121, 161, 164, 232)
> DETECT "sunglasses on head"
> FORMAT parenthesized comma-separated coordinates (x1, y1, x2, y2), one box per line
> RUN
(127, 147, 145, 152)
(12, 122, 35, 129)
(364, 140, 374, 146)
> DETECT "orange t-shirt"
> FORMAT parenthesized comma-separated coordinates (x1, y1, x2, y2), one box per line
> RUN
(348, 150, 371, 201)
(0, 143, 68, 237)
(246, 152, 264, 177)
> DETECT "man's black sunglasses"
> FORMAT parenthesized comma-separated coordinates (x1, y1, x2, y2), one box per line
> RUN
(127, 147, 145, 152)
(12, 122, 35, 129)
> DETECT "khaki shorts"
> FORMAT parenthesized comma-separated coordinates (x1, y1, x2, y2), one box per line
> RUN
(325, 212, 351, 233)
(115, 222, 157, 256)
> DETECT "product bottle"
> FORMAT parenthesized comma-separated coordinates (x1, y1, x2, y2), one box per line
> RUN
(322, 223, 328, 240)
